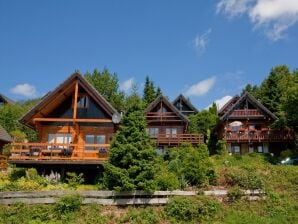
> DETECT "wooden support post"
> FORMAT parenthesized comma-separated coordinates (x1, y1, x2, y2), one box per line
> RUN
(73, 79, 79, 120)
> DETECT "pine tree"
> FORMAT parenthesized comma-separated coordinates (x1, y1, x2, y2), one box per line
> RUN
(103, 95, 158, 191)
(156, 86, 162, 97)
(143, 76, 156, 106)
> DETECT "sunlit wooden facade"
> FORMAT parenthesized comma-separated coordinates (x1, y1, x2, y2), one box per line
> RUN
(145, 96, 203, 153)
(9, 73, 119, 167)
(218, 92, 295, 155)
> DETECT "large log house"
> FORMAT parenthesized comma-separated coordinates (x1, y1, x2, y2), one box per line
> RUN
(9, 73, 120, 175)
(218, 92, 295, 155)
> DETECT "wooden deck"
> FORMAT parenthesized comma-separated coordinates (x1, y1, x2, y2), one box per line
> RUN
(224, 129, 295, 143)
(154, 133, 204, 146)
(9, 143, 109, 165)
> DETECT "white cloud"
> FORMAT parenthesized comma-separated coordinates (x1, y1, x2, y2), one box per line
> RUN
(205, 95, 233, 110)
(120, 78, 134, 92)
(10, 83, 37, 97)
(216, 0, 254, 17)
(216, 0, 298, 41)
(193, 28, 212, 53)
(185, 77, 216, 96)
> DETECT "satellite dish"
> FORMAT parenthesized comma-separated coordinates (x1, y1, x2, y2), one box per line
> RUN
(112, 112, 121, 124)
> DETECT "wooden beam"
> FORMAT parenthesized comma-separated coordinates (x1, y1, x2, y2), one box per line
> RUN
(33, 118, 112, 123)
(73, 79, 79, 119)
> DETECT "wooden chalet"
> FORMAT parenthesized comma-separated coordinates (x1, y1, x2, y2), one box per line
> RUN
(172, 94, 198, 116)
(218, 92, 295, 155)
(9, 72, 120, 171)
(145, 96, 203, 153)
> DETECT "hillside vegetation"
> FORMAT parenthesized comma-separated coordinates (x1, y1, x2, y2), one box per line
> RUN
(0, 153, 297, 224)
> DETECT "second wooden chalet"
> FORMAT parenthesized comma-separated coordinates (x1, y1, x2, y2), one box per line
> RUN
(145, 95, 203, 154)
(9, 72, 120, 170)
(218, 92, 295, 155)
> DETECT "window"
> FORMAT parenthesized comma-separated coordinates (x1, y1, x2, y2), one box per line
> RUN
(147, 128, 159, 138)
(77, 95, 89, 108)
(85, 135, 95, 150)
(96, 135, 106, 144)
(166, 128, 177, 137)
(85, 134, 106, 150)
(249, 125, 255, 130)
(233, 145, 240, 153)
(257, 145, 263, 153)
(47, 133, 72, 149)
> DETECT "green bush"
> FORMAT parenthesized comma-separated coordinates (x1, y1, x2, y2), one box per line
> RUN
(9, 168, 27, 181)
(66, 172, 84, 189)
(225, 167, 264, 190)
(167, 143, 215, 188)
(54, 194, 82, 216)
(165, 196, 221, 222)
(155, 162, 179, 190)
(227, 186, 243, 202)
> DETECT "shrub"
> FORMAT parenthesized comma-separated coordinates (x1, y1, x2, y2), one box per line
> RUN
(54, 194, 82, 216)
(9, 168, 27, 181)
(227, 186, 243, 202)
(66, 172, 84, 189)
(167, 143, 215, 188)
(165, 196, 221, 222)
(155, 162, 179, 190)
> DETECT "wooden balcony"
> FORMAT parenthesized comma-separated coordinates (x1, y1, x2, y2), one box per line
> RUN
(223, 129, 295, 143)
(154, 134, 204, 146)
(229, 109, 264, 118)
(146, 112, 182, 123)
(8, 143, 109, 165)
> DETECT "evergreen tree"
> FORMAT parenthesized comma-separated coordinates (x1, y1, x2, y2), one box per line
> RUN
(103, 95, 158, 191)
(258, 65, 292, 116)
(143, 76, 156, 106)
(85, 68, 125, 111)
(156, 86, 162, 97)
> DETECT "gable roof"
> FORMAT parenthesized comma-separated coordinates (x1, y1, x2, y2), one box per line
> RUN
(145, 95, 188, 123)
(218, 96, 240, 116)
(220, 92, 278, 121)
(172, 94, 198, 114)
(20, 72, 118, 128)
(0, 125, 12, 143)
(0, 94, 14, 105)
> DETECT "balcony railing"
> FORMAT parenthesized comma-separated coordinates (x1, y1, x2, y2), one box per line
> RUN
(223, 129, 295, 143)
(229, 109, 264, 118)
(153, 133, 204, 146)
(146, 112, 182, 122)
(9, 143, 109, 163)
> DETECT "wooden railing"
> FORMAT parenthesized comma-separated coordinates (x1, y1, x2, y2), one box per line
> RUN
(9, 143, 109, 163)
(0, 155, 8, 169)
(224, 129, 295, 142)
(146, 112, 182, 122)
(154, 133, 204, 145)
(230, 109, 264, 118)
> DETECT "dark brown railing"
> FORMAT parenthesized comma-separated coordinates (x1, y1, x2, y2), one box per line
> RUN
(9, 143, 109, 162)
(154, 134, 204, 145)
(229, 109, 264, 118)
(146, 112, 182, 122)
(224, 129, 295, 142)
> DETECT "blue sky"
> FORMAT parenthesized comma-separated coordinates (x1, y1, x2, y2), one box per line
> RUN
(1, 0, 298, 110)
